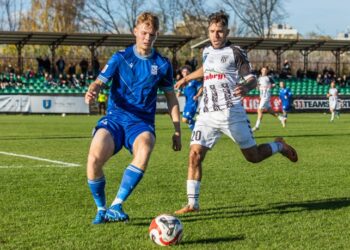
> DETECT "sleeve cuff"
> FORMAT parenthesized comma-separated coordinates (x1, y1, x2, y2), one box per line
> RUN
(97, 75, 109, 83)
(243, 74, 255, 81)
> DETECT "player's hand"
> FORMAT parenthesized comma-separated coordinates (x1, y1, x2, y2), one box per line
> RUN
(172, 132, 182, 151)
(174, 78, 187, 89)
(85, 83, 101, 104)
(193, 95, 198, 101)
(234, 84, 249, 98)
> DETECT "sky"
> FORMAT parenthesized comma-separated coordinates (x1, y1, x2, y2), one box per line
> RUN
(284, 0, 350, 37)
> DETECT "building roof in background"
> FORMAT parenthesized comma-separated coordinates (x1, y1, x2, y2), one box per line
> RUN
(191, 37, 350, 52)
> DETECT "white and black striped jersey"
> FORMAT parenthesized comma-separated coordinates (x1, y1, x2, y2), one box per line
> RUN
(258, 76, 274, 99)
(200, 41, 255, 113)
(329, 87, 338, 102)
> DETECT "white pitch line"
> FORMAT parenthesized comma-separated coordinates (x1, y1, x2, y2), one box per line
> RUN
(0, 151, 80, 167)
(0, 165, 79, 169)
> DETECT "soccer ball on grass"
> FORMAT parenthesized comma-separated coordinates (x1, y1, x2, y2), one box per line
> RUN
(149, 214, 183, 246)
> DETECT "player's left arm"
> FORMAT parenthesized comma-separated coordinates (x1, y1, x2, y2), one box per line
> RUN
(233, 47, 257, 97)
(194, 86, 203, 101)
(164, 90, 182, 151)
(159, 61, 181, 151)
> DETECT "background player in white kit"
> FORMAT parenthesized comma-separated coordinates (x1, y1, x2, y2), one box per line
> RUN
(252, 67, 285, 131)
(327, 80, 339, 122)
(174, 11, 298, 214)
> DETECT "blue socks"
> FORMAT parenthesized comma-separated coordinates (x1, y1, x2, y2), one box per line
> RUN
(268, 142, 283, 154)
(111, 164, 144, 206)
(88, 176, 106, 211)
(188, 118, 195, 131)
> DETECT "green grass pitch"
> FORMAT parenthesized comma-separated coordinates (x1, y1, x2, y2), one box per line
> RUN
(0, 113, 350, 249)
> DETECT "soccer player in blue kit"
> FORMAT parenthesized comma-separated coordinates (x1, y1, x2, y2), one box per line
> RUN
(279, 81, 293, 126)
(85, 12, 182, 224)
(178, 66, 203, 130)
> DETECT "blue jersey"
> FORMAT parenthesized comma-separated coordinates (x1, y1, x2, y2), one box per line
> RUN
(279, 87, 293, 112)
(279, 87, 292, 105)
(97, 45, 174, 124)
(183, 80, 202, 105)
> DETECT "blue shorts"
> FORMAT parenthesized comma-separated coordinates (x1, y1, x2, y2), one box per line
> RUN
(282, 104, 291, 112)
(93, 110, 155, 154)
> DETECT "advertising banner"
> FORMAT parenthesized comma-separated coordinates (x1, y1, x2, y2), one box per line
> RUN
(0, 95, 30, 112)
(0, 95, 89, 113)
(30, 96, 89, 113)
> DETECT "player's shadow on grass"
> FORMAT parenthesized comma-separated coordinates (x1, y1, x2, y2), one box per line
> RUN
(181, 235, 245, 245)
(178, 197, 350, 223)
(255, 133, 350, 140)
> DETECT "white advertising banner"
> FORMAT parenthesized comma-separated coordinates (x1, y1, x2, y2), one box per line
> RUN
(293, 98, 350, 110)
(30, 96, 89, 113)
(0, 95, 30, 112)
(0, 95, 89, 113)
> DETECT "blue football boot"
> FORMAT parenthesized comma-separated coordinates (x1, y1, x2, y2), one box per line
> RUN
(92, 209, 106, 224)
(105, 204, 129, 222)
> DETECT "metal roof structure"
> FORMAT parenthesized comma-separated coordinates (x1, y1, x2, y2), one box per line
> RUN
(191, 37, 350, 52)
(0, 31, 195, 74)
(0, 31, 194, 49)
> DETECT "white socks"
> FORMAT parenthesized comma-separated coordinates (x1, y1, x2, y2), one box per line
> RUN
(255, 119, 261, 128)
(187, 180, 200, 208)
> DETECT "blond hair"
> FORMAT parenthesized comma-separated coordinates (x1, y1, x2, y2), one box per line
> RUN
(135, 12, 159, 31)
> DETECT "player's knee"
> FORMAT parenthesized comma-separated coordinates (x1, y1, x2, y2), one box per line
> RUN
(189, 149, 203, 165)
(87, 153, 105, 169)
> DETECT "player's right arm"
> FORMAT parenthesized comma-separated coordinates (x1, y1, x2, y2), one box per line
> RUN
(174, 66, 203, 89)
(85, 53, 120, 104)
(232, 47, 257, 97)
(85, 79, 103, 104)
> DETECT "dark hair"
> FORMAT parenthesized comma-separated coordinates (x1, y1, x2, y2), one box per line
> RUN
(208, 10, 229, 27)
(181, 65, 192, 72)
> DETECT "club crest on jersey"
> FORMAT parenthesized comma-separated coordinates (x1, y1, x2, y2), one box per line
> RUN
(221, 55, 228, 63)
(151, 65, 158, 75)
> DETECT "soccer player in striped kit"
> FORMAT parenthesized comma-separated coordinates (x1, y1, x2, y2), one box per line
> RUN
(174, 11, 298, 214)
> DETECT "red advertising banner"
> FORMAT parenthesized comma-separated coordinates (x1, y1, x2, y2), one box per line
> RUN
(242, 96, 282, 113)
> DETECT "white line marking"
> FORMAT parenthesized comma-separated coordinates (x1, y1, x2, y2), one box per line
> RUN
(0, 151, 80, 167)
(0, 165, 79, 169)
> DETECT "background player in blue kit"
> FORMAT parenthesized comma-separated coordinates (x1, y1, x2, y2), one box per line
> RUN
(84, 12, 182, 224)
(178, 66, 203, 130)
(279, 81, 293, 126)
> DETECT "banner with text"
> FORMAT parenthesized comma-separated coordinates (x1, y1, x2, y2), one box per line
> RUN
(0, 95, 89, 113)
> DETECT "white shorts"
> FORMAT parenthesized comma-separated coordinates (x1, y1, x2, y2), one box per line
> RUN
(258, 98, 271, 109)
(191, 107, 256, 149)
(329, 100, 338, 110)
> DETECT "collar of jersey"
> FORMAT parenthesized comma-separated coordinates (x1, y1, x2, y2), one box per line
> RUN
(133, 45, 154, 60)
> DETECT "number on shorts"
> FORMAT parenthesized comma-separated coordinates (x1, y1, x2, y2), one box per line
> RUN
(191, 130, 202, 141)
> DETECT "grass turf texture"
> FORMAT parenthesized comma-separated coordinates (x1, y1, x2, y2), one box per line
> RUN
(0, 113, 349, 249)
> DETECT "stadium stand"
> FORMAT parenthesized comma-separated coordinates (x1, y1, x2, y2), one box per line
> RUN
(1, 74, 349, 97)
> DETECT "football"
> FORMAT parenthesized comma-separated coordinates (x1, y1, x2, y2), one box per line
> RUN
(149, 214, 183, 246)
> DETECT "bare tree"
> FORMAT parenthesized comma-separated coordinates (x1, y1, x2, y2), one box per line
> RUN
(120, 0, 145, 33)
(0, 0, 24, 31)
(82, 0, 145, 34)
(222, 0, 286, 37)
(177, 0, 210, 36)
(83, 0, 122, 34)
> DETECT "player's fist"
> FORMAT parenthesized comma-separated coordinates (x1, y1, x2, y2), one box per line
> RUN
(85, 82, 101, 104)
(174, 78, 187, 89)
(234, 84, 249, 97)
(172, 132, 182, 151)
(85, 90, 97, 104)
